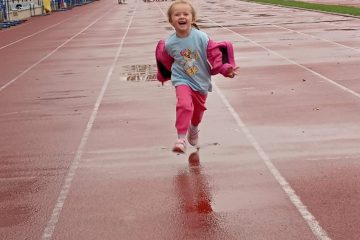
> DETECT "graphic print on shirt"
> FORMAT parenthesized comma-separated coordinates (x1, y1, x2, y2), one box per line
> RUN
(180, 48, 199, 76)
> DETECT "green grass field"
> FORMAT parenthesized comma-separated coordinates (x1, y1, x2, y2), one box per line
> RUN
(246, 0, 360, 16)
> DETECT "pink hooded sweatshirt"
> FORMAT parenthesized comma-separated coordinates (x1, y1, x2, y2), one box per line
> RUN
(155, 39, 237, 84)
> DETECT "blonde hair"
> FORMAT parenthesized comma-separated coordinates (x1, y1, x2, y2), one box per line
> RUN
(167, 0, 198, 26)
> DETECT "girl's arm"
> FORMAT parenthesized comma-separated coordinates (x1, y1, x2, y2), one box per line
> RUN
(155, 40, 174, 84)
(207, 39, 238, 78)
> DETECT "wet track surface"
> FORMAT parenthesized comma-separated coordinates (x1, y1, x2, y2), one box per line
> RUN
(1, 0, 360, 239)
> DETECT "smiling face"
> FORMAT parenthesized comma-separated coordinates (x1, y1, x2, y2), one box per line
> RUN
(169, 3, 195, 38)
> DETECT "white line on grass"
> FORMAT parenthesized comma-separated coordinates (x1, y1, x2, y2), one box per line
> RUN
(40, 4, 138, 240)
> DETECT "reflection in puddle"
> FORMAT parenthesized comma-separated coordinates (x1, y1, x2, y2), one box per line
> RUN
(176, 151, 213, 214)
(174, 151, 222, 235)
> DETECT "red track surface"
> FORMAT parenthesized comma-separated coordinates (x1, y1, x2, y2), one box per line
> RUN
(1, 0, 360, 239)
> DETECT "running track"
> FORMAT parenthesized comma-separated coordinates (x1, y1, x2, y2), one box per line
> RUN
(0, 0, 360, 239)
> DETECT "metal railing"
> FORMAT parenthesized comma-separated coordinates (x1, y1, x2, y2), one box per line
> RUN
(1, 0, 95, 24)
(0, 0, 43, 22)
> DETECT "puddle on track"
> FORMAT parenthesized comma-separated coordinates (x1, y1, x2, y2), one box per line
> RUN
(121, 64, 158, 82)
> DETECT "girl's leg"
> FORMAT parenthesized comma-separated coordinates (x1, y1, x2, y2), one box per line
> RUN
(191, 91, 207, 127)
(187, 91, 207, 147)
(175, 85, 193, 138)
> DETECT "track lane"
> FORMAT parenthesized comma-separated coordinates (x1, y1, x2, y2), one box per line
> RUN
(0, 1, 115, 90)
(43, 1, 318, 239)
(196, 0, 360, 239)
(0, 1, 135, 239)
(41, 1, 139, 239)
(1, 0, 360, 239)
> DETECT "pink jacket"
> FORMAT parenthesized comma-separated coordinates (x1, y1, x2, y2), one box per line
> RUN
(155, 39, 237, 84)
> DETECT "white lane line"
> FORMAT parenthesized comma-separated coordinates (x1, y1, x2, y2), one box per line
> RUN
(273, 24, 360, 53)
(155, 1, 167, 16)
(0, 176, 37, 181)
(213, 83, 331, 240)
(205, 18, 360, 99)
(0, 10, 112, 93)
(0, 17, 76, 51)
(40, 4, 137, 240)
(0, 110, 38, 116)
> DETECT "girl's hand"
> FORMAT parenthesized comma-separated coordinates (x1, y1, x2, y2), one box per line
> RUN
(226, 66, 239, 78)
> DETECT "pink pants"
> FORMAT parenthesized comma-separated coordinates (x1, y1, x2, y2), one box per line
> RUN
(175, 85, 207, 135)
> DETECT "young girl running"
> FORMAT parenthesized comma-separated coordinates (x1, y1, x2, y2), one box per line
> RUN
(157, 0, 237, 154)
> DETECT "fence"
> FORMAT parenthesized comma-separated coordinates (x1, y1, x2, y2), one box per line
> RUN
(0, 0, 43, 22)
(0, 0, 95, 23)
